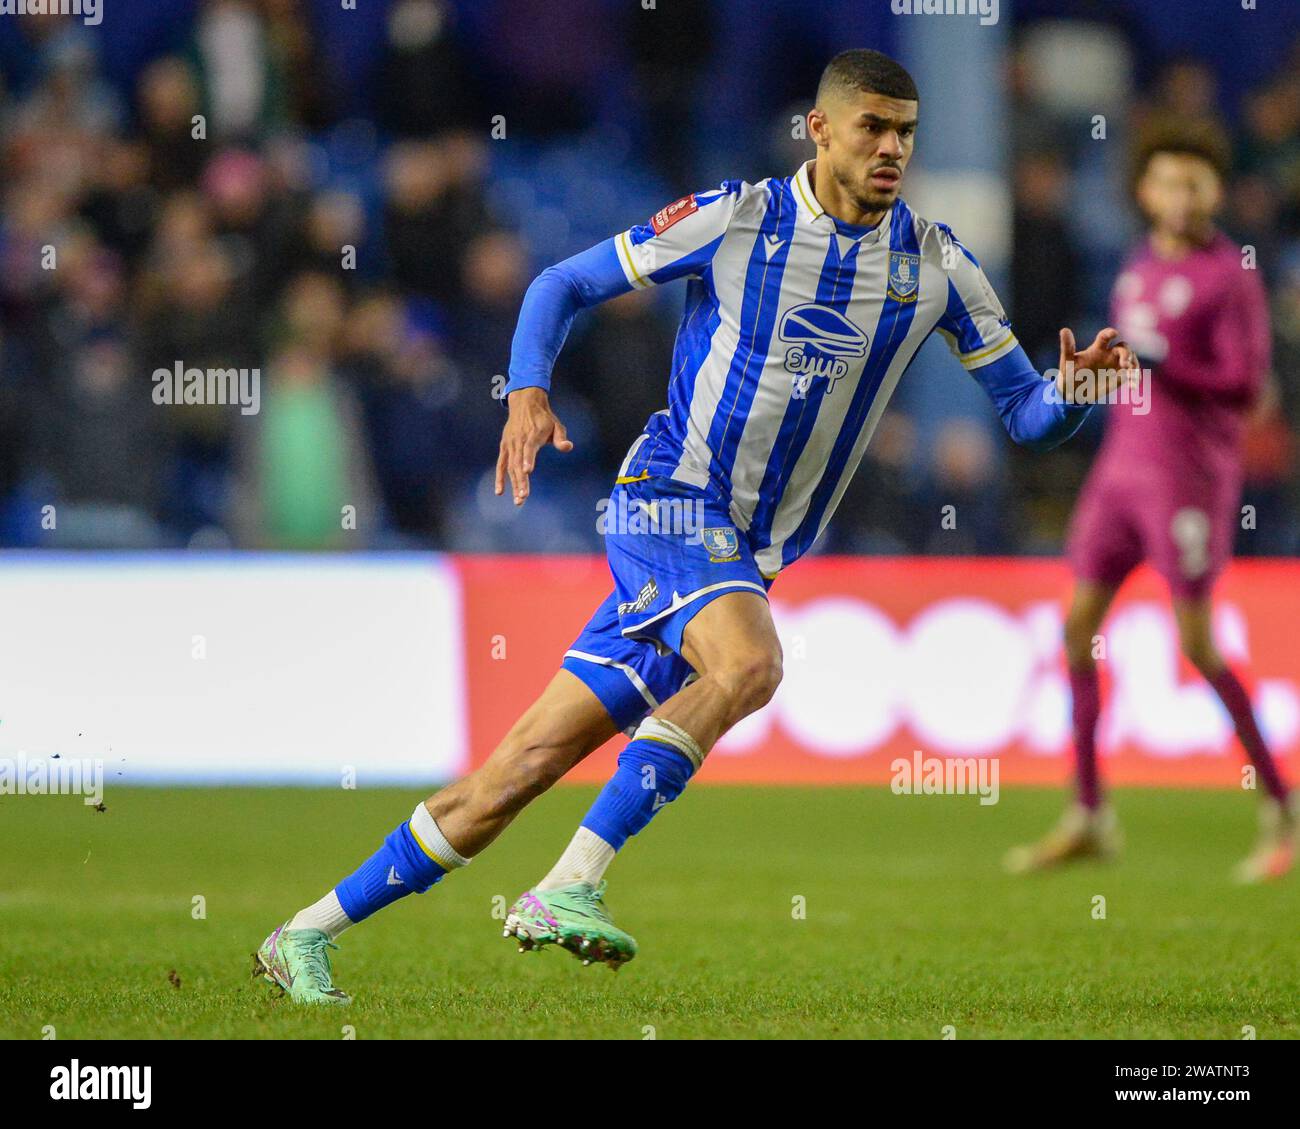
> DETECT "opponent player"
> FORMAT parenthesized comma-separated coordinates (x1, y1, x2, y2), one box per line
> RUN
(1005, 126, 1294, 882)
(254, 49, 1138, 1003)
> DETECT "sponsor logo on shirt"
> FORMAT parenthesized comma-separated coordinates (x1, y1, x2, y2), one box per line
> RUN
(778, 303, 869, 395)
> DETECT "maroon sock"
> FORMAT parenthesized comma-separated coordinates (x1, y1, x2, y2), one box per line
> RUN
(1070, 664, 1102, 810)
(1210, 667, 1290, 803)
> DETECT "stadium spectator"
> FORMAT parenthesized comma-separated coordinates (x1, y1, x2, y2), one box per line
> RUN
(376, 0, 483, 139)
(136, 57, 208, 192)
(231, 341, 377, 549)
(382, 136, 492, 308)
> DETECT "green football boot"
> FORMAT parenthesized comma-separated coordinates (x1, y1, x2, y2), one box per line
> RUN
(504, 881, 638, 969)
(253, 923, 351, 1005)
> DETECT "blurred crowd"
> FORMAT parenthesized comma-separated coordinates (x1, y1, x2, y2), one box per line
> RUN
(0, 1, 1297, 555)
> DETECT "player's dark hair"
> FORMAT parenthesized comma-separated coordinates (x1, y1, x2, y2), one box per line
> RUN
(817, 49, 919, 105)
(1131, 122, 1230, 189)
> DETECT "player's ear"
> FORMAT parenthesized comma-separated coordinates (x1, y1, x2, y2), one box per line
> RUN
(807, 107, 829, 146)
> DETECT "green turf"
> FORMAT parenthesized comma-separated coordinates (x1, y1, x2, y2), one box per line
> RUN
(1, 785, 1295, 1039)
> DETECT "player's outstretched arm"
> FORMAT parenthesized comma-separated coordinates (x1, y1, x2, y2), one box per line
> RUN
(934, 229, 1136, 452)
(964, 328, 1140, 453)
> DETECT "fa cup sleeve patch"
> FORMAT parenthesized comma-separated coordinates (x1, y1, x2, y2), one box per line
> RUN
(650, 194, 698, 234)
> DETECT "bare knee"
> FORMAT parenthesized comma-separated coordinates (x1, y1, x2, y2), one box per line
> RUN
(1180, 635, 1222, 679)
(712, 649, 783, 717)
(1064, 586, 1114, 669)
(1063, 611, 1097, 668)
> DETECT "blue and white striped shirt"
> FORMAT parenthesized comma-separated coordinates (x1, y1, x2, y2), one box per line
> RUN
(507, 160, 1087, 576)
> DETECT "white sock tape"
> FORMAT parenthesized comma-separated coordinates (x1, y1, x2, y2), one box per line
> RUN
(633, 716, 706, 771)
(409, 803, 471, 869)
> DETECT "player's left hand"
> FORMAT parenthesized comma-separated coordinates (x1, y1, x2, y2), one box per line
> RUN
(1056, 327, 1141, 405)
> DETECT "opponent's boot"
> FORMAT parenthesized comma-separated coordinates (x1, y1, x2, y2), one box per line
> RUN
(1003, 803, 1122, 874)
(1234, 795, 1296, 884)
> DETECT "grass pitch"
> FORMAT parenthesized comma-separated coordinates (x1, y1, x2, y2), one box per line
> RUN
(1, 784, 1296, 1039)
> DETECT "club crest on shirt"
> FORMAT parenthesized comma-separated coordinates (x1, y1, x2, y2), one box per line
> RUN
(702, 526, 740, 562)
(886, 251, 921, 303)
(777, 302, 869, 396)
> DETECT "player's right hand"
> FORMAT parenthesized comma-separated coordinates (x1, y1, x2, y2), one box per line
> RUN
(1055, 327, 1142, 405)
(495, 387, 574, 506)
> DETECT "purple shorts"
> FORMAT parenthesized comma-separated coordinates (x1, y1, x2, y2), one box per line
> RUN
(1066, 463, 1238, 599)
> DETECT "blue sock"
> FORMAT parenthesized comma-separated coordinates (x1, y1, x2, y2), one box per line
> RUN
(580, 738, 695, 851)
(334, 819, 448, 925)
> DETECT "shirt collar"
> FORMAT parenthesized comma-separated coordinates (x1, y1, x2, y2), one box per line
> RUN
(792, 160, 890, 246)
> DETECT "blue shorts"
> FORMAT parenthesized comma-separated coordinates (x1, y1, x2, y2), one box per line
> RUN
(561, 475, 771, 732)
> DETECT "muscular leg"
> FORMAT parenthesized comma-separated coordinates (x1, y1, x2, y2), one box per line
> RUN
(427, 669, 620, 857)
(510, 592, 782, 961)
(651, 590, 783, 750)
(276, 671, 616, 944)
(256, 666, 621, 1002)
(543, 591, 781, 882)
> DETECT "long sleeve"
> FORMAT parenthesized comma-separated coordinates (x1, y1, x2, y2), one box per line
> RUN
(504, 240, 631, 394)
(967, 344, 1092, 451)
(932, 226, 1090, 451)
(505, 183, 743, 395)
